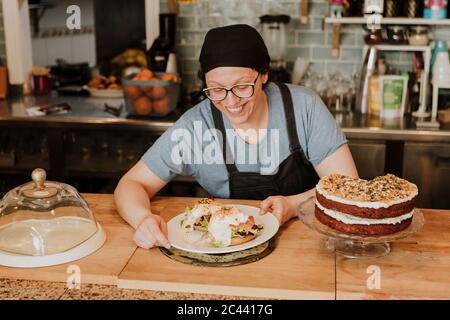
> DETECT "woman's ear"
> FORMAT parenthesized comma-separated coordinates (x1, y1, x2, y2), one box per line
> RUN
(261, 73, 269, 84)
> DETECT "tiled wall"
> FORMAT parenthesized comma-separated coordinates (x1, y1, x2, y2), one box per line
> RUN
(160, 0, 450, 93)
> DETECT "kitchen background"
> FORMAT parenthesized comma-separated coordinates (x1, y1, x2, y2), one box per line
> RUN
(169, 0, 439, 91)
(0, 0, 450, 208)
(2, 0, 450, 96)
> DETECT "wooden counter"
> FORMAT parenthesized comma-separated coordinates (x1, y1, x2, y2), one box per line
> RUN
(1, 194, 449, 300)
(117, 197, 335, 299)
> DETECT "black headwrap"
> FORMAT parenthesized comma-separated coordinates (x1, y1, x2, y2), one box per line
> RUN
(199, 24, 270, 75)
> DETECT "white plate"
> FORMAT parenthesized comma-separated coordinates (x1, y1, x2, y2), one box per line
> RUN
(83, 85, 124, 98)
(167, 204, 279, 254)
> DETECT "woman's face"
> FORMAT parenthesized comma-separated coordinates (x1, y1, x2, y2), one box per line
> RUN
(205, 67, 268, 126)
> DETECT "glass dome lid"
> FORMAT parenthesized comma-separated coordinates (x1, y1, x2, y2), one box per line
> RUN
(0, 168, 98, 256)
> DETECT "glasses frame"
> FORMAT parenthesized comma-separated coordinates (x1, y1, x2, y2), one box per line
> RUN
(203, 73, 260, 102)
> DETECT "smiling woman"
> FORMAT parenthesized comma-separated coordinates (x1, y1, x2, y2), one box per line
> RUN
(114, 24, 358, 250)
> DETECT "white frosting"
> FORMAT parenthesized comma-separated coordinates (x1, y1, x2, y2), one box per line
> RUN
(316, 184, 418, 209)
(316, 201, 413, 225)
(207, 208, 248, 246)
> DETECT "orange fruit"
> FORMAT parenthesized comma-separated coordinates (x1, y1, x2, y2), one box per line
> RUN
(141, 85, 153, 95)
(150, 86, 167, 99)
(152, 96, 170, 115)
(138, 69, 154, 79)
(123, 85, 142, 100)
(160, 73, 176, 81)
(133, 96, 153, 115)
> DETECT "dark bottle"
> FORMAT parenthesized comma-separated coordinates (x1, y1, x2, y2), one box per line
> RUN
(146, 13, 177, 72)
(345, 0, 364, 17)
(404, 0, 424, 17)
(384, 0, 404, 17)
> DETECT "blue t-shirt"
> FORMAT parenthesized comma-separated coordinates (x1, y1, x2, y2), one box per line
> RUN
(142, 82, 347, 198)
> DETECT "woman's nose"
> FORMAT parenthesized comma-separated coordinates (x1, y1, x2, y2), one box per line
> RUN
(223, 90, 241, 105)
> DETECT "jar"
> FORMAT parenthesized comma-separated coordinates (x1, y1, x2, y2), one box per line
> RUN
(386, 25, 408, 44)
(408, 26, 430, 46)
(364, 27, 384, 45)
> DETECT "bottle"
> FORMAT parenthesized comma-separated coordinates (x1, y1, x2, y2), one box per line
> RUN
(424, 0, 448, 19)
(384, 0, 402, 17)
(432, 40, 450, 86)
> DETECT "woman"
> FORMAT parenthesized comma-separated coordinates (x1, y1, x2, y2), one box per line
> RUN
(114, 24, 358, 249)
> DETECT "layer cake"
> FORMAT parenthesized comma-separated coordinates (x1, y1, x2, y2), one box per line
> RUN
(315, 174, 418, 236)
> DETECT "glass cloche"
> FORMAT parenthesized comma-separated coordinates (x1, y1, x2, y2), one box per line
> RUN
(0, 168, 106, 267)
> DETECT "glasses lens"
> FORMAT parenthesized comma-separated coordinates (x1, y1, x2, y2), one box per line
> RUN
(204, 88, 227, 101)
(231, 85, 254, 98)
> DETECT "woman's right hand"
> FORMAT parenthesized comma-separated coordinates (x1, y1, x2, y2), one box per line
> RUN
(133, 214, 171, 249)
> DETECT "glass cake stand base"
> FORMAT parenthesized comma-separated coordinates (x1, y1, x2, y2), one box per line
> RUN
(324, 238, 390, 259)
(297, 196, 425, 259)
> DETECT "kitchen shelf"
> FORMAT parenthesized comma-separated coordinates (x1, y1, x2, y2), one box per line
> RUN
(367, 44, 431, 51)
(324, 17, 450, 25)
(324, 16, 450, 57)
(360, 44, 432, 122)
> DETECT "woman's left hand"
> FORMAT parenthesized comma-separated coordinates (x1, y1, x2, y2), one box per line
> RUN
(259, 195, 297, 226)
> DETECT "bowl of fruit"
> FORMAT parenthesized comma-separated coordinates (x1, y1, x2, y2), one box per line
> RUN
(122, 69, 181, 117)
(84, 75, 123, 98)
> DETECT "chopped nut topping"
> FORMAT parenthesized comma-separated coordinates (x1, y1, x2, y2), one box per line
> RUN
(318, 174, 418, 202)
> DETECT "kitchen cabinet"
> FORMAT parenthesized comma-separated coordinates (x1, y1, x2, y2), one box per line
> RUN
(403, 142, 450, 209)
(347, 139, 386, 179)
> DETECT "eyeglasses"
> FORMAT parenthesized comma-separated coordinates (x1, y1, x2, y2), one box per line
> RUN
(203, 73, 260, 101)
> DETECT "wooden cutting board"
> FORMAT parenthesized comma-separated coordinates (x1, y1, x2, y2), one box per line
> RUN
(336, 209, 450, 300)
(117, 198, 336, 300)
(0, 194, 137, 285)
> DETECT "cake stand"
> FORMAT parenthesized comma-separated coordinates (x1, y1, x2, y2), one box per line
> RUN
(297, 196, 425, 259)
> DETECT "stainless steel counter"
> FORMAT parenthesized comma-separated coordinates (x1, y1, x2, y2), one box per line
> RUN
(1, 93, 450, 141)
(1, 93, 449, 208)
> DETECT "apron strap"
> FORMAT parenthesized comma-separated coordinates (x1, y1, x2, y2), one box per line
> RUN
(274, 82, 302, 153)
(210, 102, 239, 174)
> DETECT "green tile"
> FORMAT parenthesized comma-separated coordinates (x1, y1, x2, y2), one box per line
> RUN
(175, 45, 197, 59)
(290, 18, 313, 31)
(326, 62, 357, 75)
(159, 1, 168, 13)
(179, 31, 206, 45)
(311, 47, 335, 60)
(182, 59, 200, 73)
(181, 73, 201, 88)
(297, 32, 325, 45)
(308, 62, 326, 74)
(287, 31, 297, 45)
(311, 17, 325, 31)
(178, 3, 196, 16)
(309, 2, 328, 16)
(177, 16, 197, 30)
(388, 63, 412, 74)
(399, 52, 413, 63)
(340, 48, 363, 61)
(382, 51, 401, 63)
(326, 32, 356, 47)
(286, 46, 310, 60)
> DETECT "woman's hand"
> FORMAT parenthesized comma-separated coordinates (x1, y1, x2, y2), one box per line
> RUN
(259, 196, 297, 226)
(133, 214, 171, 250)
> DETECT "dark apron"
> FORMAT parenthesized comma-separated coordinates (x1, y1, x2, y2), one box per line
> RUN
(211, 82, 319, 200)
